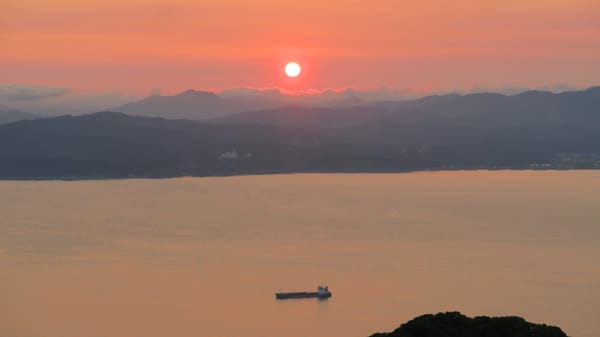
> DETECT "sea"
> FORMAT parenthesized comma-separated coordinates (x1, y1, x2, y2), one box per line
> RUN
(1, 171, 598, 337)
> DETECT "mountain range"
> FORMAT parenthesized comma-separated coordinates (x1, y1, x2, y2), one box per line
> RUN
(1, 87, 599, 178)
(110, 88, 373, 120)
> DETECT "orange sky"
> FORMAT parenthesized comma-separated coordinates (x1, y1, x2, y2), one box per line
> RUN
(1, 0, 599, 94)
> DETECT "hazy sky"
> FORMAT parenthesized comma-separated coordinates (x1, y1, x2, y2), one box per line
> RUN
(2, 0, 599, 95)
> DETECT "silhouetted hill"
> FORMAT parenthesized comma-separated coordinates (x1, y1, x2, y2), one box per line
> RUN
(217, 88, 600, 132)
(112, 89, 281, 119)
(373, 87, 600, 128)
(213, 88, 600, 167)
(213, 106, 390, 131)
(0, 106, 37, 124)
(370, 312, 568, 337)
(0, 111, 322, 178)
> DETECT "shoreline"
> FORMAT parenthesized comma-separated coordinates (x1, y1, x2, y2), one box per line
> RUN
(0, 166, 598, 182)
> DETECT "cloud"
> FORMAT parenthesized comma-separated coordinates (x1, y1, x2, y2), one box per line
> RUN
(0, 84, 70, 100)
(0, 84, 140, 115)
(217, 86, 417, 102)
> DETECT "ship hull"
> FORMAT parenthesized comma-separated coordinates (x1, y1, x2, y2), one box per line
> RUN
(275, 292, 332, 300)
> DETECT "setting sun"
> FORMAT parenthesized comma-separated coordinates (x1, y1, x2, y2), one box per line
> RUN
(285, 62, 301, 78)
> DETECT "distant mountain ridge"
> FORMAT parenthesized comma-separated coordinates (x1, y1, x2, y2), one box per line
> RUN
(112, 89, 282, 119)
(373, 86, 600, 125)
(216, 86, 600, 130)
(112, 87, 600, 123)
(111, 88, 375, 120)
(0, 106, 37, 125)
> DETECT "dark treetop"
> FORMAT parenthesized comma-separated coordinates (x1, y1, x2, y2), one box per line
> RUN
(370, 312, 568, 337)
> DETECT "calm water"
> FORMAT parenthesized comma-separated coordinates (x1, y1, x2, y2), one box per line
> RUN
(1, 171, 599, 337)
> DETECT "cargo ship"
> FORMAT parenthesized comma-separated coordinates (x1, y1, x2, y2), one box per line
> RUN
(275, 286, 332, 300)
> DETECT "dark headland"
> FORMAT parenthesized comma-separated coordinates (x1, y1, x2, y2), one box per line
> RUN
(370, 312, 568, 337)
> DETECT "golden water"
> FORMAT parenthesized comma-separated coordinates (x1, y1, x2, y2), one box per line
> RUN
(1, 171, 599, 337)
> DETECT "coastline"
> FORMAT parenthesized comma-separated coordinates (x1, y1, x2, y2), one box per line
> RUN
(0, 166, 598, 181)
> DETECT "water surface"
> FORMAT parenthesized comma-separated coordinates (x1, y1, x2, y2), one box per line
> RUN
(1, 171, 599, 337)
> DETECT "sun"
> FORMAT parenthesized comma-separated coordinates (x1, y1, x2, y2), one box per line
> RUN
(285, 62, 301, 78)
